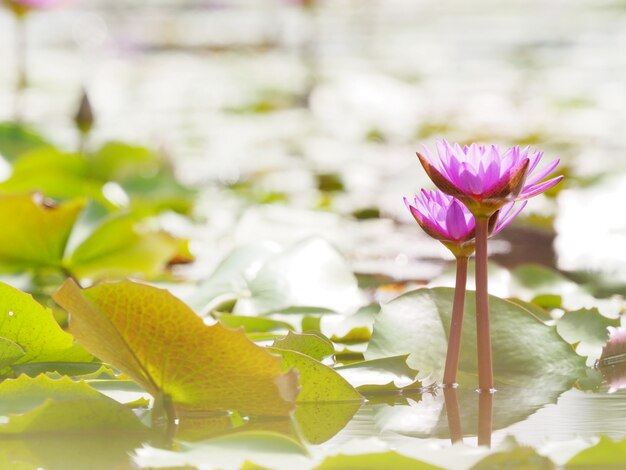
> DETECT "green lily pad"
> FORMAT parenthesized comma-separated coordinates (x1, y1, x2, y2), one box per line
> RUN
(366, 288, 585, 386)
(556, 308, 618, 361)
(216, 313, 294, 333)
(0, 123, 50, 161)
(0, 375, 146, 435)
(0, 282, 93, 376)
(471, 442, 555, 469)
(269, 348, 363, 444)
(66, 212, 184, 281)
(272, 332, 335, 361)
(335, 355, 419, 388)
(89, 141, 162, 182)
(314, 451, 442, 470)
(0, 337, 25, 369)
(0, 194, 85, 272)
(566, 435, 626, 467)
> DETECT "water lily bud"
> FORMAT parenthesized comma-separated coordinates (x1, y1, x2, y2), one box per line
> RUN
(74, 89, 95, 136)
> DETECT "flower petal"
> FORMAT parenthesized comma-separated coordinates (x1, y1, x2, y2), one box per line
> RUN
(493, 201, 528, 235)
(416, 152, 469, 200)
(524, 158, 560, 187)
(445, 200, 472, 240)
(483, 158, 530, 200)
(518, 175, 563, 199)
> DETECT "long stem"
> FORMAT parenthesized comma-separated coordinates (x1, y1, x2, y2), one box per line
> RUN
(477, 389, 493, 447)
(14, 15, 27, 122)
(443, 387, 463, 444)
(443, 255, 468, 386)
(475, 216, 494, 391)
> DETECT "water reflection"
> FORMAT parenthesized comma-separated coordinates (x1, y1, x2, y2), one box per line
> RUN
(443, 387, 494, 448)
(477, 391, 493, 447)
(442, 388, 462, 444)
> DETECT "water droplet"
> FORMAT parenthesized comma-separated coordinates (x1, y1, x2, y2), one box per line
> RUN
(8, 311, 14, 317)
(174, 418, 180, 425)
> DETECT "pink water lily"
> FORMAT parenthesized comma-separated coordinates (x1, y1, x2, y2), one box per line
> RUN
(404, 190, 526, 255)
(416, 141, 562, 216)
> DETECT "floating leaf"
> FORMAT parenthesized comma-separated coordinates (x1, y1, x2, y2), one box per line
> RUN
(0, 194, 85, 272)
(314, 452, 442, 470)
(0, 375, 145, 433)
(0, 149, 112, 207)
(366, 288, 585, 386)
(66, 212, 184, 280)
(270, 349, 361, 404)
(122, 172, 196, 215)
(357, 380, 424, 405)
(470, 444, 554, 469)
(0, 451, 37, 470)
(89, 141, 162, 182)
(188, 241, 280, 314)
(270, 349, 362, 444)
(295, 401, 361, 444)
(0, 282, 93, 376)
(53, 279, 298, 416)
(557, 309, 618, 349)
(238, 238, 365, 315)
(566, 435, 626, 467)
(510, 264, 595, 311)
(335, 355, 419, 388)
(216, 313, 293, 333)
(0, 123, 50, 161)
(272, 332, 334, 361)
(0, 435, 144, 470)
(322, 303, 378, 345)
(334, 348, 365, 364)
(240, 461, 271, 470)
(331, 326, 371, 344)
(0, 337, 25, 369)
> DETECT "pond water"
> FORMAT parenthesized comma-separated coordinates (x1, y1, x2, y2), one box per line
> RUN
(7, 381, 625, 469)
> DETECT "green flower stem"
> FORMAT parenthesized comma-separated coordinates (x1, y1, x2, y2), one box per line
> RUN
(443, 387, 463, 444)
(442, 255, 468, 386)
(475, 215, 494, 392)
(14, 15, 27, 122)
(478, 388, 493, 447)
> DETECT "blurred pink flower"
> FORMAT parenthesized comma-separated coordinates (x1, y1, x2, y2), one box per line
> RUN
(404, 189, 526, 255)
(416, 141, 562, 216)
(3, 0, 65, 14)
(599, 327, 626, 393)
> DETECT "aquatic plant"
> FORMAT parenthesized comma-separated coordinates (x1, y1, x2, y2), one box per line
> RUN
(415, 141, 562, 390)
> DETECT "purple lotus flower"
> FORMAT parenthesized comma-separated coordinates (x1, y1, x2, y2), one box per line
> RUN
(404, 189, 526, 255)
(416, 141, 562, 216)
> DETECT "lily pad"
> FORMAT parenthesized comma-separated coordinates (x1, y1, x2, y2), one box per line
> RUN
(0, 123, 50, 161)
(566, 435, 626, 467)
(0, 282, 93, 376)
(0, 194, 85, 272)
(53, 279, 298, 416)
(314, 451, 442, 470)
(556, 308, 619, 362)
(66, 212, 184, 281)
(366, 288, 586, 386)
(0, 375, 146, 435)
(270, 349, 363, 444)
(272, 332, 335, 361)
